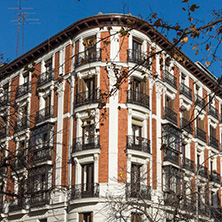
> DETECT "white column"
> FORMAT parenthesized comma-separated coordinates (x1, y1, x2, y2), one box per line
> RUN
(55, 81, 64, 187)
(107, 67, 119, 183)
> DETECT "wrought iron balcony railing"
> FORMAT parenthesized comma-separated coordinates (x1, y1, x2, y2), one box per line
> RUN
(163, 107, 177, 125)
(75, 49, 101, 68)
(164, 191, 182, 207)
(14, 117, 28, 133)
(163, 70, 177, 90)
(181, 157, 195, 172)
(208, 105, 218, 120)
(127, 49, 148, 67)
(126, 135, 150, 154)
(9, 198, 24, 212)
(30, 191, 50, 207)
(126, 90, 149, 109)
(126, 184, 151, 200)
(15, 82, 31, 99)
(197, 165, 208, 179)
(71, 183, 99, 199)
(75, 89, 100, 107)
(163, 147, 179, 165)
(32, 146, 53, 164)
(72, 135, 100, 153)
(180, 118, 193, 134)
(10, 198, 25, 212)
(195, 94, 206, 111)
(179, 83, 192, 101)
(209, 171, 221, 184)
(209, 136, 219, 150)
(35, 106, 54, 124)
(37, 71, 54, 87)
(195, 127, 206, 143)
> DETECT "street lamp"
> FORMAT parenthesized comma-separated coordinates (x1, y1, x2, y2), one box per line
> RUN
(195, 152, 222, 222)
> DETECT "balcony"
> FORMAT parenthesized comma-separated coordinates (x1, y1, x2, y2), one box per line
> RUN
(209, 171, 221, 184)
(197, 165, 208, 179)
(162, 70, 177, 90)
(195, 94, 206, 111)
(71, 183, 99, 199)
(35, 106, 54, 124)
(126, 184, 151, 200)
(127, 49, 148, 67)
(37, 71, 54, 88)
(30, 191, 50, 207)
(15, 82, 31, 99)
(163, 107, 177, 125)
(72, 135, 100, 153)
(179, 83, 192, 101)
(195, 127, 206, 143)
(14, 117, 28, 133)
(75, 49, 101, 68)
(9, 198, 24, 212)
(164, 191, 182, 207)
(126, 90, 149, 109)
(209, 136, 219, 150)
(208, 105, 218, 120)
(180, 118, 193, 134)
(32, 146, 53, 164)
(126, 135, 150, 154)
(181, 157, 195, 172)
(163, 147, 179, 165)
(75, 89, 100, 108)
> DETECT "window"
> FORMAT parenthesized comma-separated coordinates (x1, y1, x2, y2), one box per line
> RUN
(81, 163, 94, 197)
(76, 76, 98, 105)
(132, 122, 142, 145)
(45, 58, 53, 73)
(163, 166, 181, 193)
(210, 126, 216, 138)
(79, 212, 93, 222)
(0, 116, 6, 136)
(131, 164, 141, 198)
(166, 96, 174, 110)
(130, 76, 147, 105)
(131, 212, 142, 222)
(132, 38, 142, 60)
(84, 36, 96, 60)
(44, 94, 51, 117)
(23, 72, 29, 84)
(197, 117, 204, 130)
(82, 119, 95, 146)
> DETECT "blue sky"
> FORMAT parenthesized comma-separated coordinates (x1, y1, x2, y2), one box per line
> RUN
(1, 0, 222, 77)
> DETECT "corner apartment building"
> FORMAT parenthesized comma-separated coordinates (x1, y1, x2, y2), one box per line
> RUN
(0, 13, 222, 221)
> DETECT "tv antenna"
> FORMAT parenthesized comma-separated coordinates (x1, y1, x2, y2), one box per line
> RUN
(9, 0, 40, 58)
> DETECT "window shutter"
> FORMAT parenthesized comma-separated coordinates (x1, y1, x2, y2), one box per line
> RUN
(79, 213, 83, 222)
(90, 212, 93, 222)
(94, 75, 97, 90)
(130, 76, 134, 91)
(78, 79, 82, 94)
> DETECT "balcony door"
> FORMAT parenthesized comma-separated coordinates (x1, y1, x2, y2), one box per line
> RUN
(84, 36, 96, 60)
(85, 77, 95, 101)
(81, 163, 94, 198)
(82, 121, 95, 148)
(131, 164, 141, 198)
(132, 124, 142, 147)
(132, 38, 142, 61)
